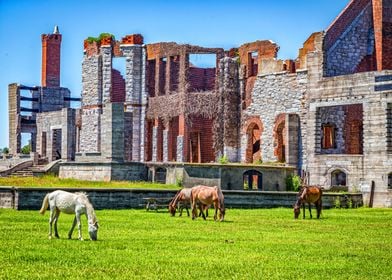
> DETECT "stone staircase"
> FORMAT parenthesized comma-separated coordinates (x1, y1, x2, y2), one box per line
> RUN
(8, 164, 48, 177)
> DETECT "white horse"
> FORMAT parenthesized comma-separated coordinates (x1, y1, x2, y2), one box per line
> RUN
(39, 190, 99, 241)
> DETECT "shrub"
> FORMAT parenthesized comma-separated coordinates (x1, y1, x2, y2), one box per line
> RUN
(286, 174, 301, 191)
(218, 155, 229, 164)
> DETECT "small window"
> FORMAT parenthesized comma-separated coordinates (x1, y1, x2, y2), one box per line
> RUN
(388, 173, 392, 189)
(331, 169, 346, 186)
(322, 123, 336, 149)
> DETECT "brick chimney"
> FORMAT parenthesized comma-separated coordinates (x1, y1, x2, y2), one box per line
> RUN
(41, 25, 62, 87)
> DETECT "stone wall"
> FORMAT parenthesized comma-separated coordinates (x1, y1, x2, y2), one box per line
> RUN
(36, 108, 77, 161)
(0, 187, 364, 210)
(241, 70, 307, 164)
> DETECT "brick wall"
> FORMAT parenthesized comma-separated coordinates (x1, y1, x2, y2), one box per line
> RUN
(111, 69, 125, 102)
(324, 0, 370, 50)
(41, 34, 61, 87)
(188, 67, 216, 91)
(188, 115, 215, 163)
(344, 104, 363, 154)
(324, 1, 375, 77)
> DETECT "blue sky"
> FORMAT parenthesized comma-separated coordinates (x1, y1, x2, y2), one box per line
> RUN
(0, 0, 348, 149)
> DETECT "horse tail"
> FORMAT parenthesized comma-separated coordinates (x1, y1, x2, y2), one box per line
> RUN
(39, 193, 49, 215)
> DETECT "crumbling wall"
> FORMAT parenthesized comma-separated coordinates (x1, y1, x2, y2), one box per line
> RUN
(241, 71, 307, 163)
(324, 0, 376, 76)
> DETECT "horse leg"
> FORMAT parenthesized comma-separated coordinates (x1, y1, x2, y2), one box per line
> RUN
(308, 203, 313, 219)
(48, 209, 55, 239)
(213, 202, 219, 221)
(179, 204, 183, 217)
(68, 216, 77, 239)
(186, 206, 190, 217)
(199, 204, 206, 220)
(76, 213, 83, 241)
(53, 209, 61, 238)
(302, 203, 306, 219)
(191, 201, 197, 220)
(316, 200, 322, 219)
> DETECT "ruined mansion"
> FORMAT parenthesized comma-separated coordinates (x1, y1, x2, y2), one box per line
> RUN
(7, 0, 392, 206)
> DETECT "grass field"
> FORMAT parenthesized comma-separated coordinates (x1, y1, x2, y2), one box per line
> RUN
(1, 208, 391, 279)
(0, 175, 178, 189)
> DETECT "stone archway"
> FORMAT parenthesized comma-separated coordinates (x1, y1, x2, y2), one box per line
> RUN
(273, 114, 286, 163)
(243, 118, 263, 163)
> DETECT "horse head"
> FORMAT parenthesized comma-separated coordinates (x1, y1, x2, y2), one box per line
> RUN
(168, 204, 176, 216)
(293, 203, 301, 219)
(88, 221, 99, 241)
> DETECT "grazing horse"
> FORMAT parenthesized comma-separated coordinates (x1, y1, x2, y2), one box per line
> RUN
(294, 186, 323, 219)
(39, 190, 99, 241)
(169, 188, 192, 216)
(190, 185, 225, 221)
(169, 188, 209, 217)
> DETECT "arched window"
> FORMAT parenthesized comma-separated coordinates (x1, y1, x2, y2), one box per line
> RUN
(331, 169, 347, 186)
(388, 173, 392, 189)
(243, 170, 263, 190)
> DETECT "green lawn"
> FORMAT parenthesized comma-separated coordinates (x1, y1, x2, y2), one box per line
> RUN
(0, 174, 178, 189)
(0, 208, 391, 279)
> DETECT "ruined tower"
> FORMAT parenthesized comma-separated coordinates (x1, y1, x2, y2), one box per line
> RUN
(41, 25, 61, 87)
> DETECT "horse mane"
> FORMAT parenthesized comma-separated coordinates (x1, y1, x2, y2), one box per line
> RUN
(75, 192, 97, 223)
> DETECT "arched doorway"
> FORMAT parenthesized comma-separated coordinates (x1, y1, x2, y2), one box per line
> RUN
(243, 170, 263, 190)
(246, 123, 261, 163)
(273, 114, 286, 163)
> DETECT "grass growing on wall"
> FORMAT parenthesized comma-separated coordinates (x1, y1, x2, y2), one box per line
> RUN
(0, 174, 178, 189)
(0, 208, 391, 279)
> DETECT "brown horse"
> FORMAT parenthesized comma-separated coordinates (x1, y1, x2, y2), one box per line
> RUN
(168, 188, 192, 216)
(169, 188, 209, 217)
(293, 186, 323, 219)
(190, 185, 225, 221)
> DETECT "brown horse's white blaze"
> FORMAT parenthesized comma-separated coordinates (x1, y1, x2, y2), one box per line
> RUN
(293, 186, 323, 219)
(190, 185, 225, 221)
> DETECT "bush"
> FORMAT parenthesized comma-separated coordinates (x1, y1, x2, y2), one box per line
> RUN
(218, 155, 229, 164)
(286, 174, 301, 192)
(21, 144, 30, 154)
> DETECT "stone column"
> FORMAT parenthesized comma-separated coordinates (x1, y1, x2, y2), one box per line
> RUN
(121, 44, 146, 162)
(163, 129, 169, 162)
(61, 108, 76, 161)
(80, 54, 103, 153)
(220, 57, 241, 162)
(285, 114, 300, 167)
(101, 103, 124, 161)
(101, 45, 112, 104)
(152, 125, 158, 162)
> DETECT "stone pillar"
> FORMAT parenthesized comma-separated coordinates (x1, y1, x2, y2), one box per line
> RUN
(285, 114, 300, 167)
(152, 125, 158, 162)
(101, 103, 124, 161)
(80, 53, 103, 153)
(61, 108, 76, 161)
(121, 41, 146, 162)
(8, 83, 21, 155)
(220, 57, 241, 162)
(101, 45, 112, 104)
(163, 129, 168, 162)
(177, 114, 187, 162)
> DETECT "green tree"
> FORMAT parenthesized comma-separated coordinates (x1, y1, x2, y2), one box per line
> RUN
(2, 147, 9, 154)
(21, 145, 30, 154)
